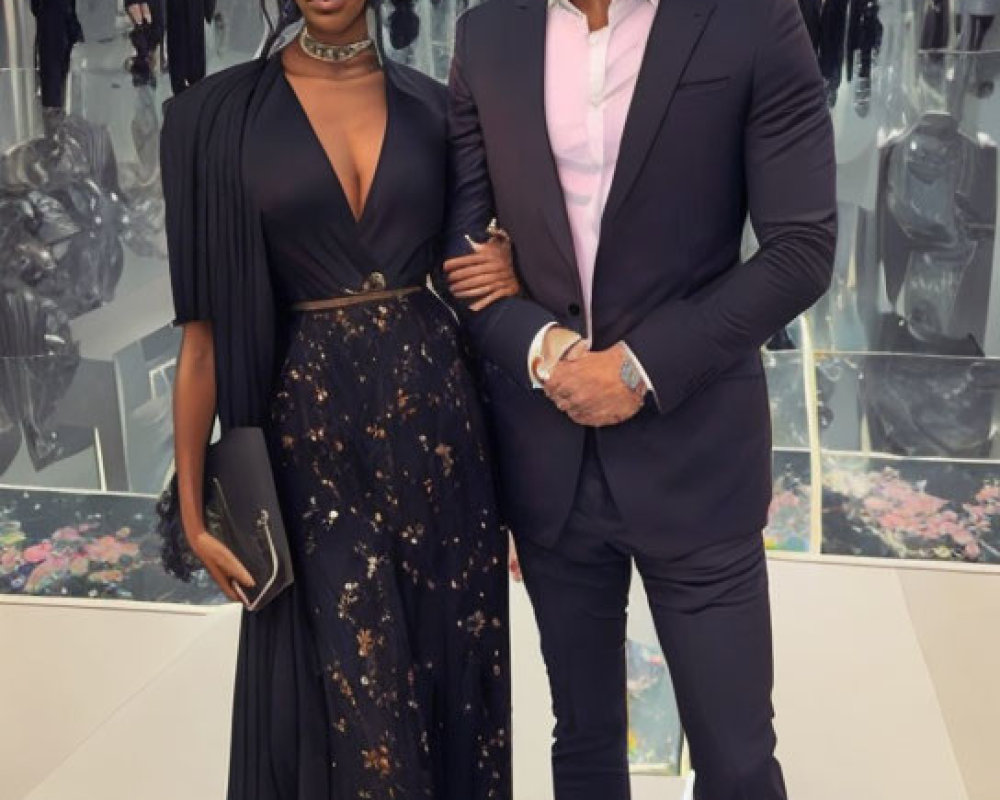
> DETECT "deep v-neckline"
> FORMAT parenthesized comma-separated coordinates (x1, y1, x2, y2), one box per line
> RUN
(281, 68, 392, 227)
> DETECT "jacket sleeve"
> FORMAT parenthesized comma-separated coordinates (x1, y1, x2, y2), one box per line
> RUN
(441, 12, 558, 387)
(625, 0, 837, 414)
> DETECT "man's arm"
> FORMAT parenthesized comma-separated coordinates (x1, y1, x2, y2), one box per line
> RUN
(624, 0, 837, 414)
(442, 12, 561, 387)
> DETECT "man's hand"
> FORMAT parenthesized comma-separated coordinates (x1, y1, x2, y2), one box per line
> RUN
(544, 344, 645, 427)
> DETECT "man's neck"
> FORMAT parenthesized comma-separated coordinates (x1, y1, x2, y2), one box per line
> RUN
(567, 0, 612, 31)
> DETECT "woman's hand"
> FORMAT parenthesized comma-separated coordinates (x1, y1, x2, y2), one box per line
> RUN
(444, 234, 520, 312)
(186, 526, 256, 605)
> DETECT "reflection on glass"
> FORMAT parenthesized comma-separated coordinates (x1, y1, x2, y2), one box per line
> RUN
(118, 325, 179, 495)
(391, 0, 477, 80)
(766, 450, 812, 553)
(821, 454, 1000, 563)
(883, 110, 996, 349)
(626, 580, 684, 775)
(808, 203, 870, 353)
(1, 65, 174, 490)
(765, 351, 809, 449)
(815, 353, 1000, 460)
(626, 639, 683, 775)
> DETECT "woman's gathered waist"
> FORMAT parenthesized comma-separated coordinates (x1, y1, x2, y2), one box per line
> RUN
(291, 286, 424, 313)
(290, 271, 426, 313)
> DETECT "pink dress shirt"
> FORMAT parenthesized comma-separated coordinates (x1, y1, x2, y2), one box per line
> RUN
(529, 0, 658, 391)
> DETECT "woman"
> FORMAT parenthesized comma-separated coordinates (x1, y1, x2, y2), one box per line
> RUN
(160, 0, 516, 796)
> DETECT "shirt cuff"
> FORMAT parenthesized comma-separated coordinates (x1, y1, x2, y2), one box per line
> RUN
(528, 323, 559, 388)
(529, 324, 584, 389)
(620, 342, 658, 403)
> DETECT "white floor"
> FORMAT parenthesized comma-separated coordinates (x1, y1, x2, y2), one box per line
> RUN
(3, 557, 999, 800)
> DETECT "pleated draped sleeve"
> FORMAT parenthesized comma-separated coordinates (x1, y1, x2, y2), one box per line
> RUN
(159, 58, 282, 431)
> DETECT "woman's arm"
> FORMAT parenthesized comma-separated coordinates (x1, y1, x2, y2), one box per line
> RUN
(174, 321, 253, 602)
(174, 322, 215, 541)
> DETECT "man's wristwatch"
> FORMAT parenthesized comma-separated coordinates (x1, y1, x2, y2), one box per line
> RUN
(620, 354, 645, 394)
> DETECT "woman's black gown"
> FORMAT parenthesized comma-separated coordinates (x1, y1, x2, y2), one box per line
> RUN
(165, 60, 510, 800)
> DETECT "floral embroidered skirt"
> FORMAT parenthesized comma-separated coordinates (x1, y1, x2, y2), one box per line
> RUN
(227, 291, 511, 800)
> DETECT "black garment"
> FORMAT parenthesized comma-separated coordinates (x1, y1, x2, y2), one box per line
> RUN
(161, 57, 510, 800)
(445, 0, 837, 551)
(518, 435, 785, 800)
(798, 0, 822, 47)
(161, 61, 276, 430)
(165, 0, 214, 94)
(126, 0, 165, 88)
(30, 0, 84, 108)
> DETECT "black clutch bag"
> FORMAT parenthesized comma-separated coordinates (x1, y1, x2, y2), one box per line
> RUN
(157, 427, 293, 611)
(204, 427, 293, 610)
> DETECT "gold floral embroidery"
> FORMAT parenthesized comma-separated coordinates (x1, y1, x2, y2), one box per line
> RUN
(268, 301, 509, 795)
(361, 744, 392, 777)
(434, 443, 454, 476)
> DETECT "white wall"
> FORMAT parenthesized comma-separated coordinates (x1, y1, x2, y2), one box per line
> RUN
(1, 558, 998, 800)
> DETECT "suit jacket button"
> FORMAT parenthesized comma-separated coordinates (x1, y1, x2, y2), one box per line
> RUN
(568, 303, 581, 316)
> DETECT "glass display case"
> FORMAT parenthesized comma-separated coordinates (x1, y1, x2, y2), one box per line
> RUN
(763, 0, 1000, 567)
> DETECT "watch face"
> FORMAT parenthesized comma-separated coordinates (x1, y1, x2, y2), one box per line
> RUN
(621, 358, 642, 391)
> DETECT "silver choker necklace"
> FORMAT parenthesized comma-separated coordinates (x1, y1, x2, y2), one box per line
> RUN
(299, 28, 375, 63)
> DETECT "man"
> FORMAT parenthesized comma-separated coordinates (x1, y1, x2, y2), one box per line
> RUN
(443, 0, 836, 797)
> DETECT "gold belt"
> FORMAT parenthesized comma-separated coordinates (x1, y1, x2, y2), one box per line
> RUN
(291, 286, 423, 312)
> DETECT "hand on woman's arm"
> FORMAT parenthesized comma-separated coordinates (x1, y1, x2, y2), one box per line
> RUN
(173, 321, 254, 603)
(443, 234, 520, 312)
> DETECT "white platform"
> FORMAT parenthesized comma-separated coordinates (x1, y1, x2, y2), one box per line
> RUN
(2, 557, 998, 800)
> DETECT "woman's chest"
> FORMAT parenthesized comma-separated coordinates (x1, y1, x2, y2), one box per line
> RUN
(244, 77, 448, 248)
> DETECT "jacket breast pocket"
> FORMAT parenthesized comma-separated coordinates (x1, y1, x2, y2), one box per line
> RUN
(675, 76, 730, 97)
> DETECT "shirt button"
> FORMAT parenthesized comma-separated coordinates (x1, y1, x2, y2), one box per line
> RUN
(568, 303, 581, 317)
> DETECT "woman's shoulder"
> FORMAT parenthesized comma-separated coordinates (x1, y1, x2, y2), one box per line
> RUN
(161, 60, 266, 137)
(387, 62, 447, 115)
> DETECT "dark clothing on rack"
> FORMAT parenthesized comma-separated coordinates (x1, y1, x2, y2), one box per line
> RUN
(30, 0, 84, 108)
(125, 0, 165, 45)
(165, 0, 214, 94)
(126, 0, 165, 88)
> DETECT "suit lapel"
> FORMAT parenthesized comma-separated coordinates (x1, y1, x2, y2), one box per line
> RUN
(603, 0, 717, 222)
(512, 0, 579, 278)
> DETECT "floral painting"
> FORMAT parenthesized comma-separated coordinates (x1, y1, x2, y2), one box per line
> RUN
(0, 486, 224, 604)
(765, 450, 812, 553)
(821, 456, 1000, 563)
(626, 639, 683, 775)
